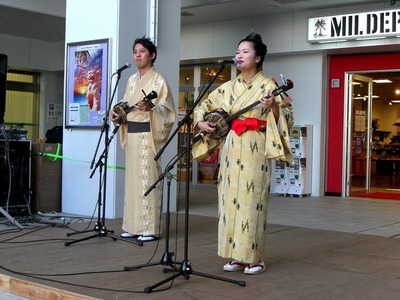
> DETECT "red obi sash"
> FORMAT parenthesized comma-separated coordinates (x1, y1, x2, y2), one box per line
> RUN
(231, 117, 267, 136)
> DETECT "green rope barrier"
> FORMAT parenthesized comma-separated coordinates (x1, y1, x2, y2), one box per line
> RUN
(32, 143, 125, 170)
(50, 143, 61, 161)
(32, 144, 179, 175)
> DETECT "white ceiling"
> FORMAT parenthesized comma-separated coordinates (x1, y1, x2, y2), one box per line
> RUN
(181, 0, 392, 25)
(0, 5, 65, 42)
(0, 0, 396, 43)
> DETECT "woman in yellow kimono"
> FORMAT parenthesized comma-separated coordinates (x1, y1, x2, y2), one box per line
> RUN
(193, 33, 294, 274)
(110, 37, 175, 242)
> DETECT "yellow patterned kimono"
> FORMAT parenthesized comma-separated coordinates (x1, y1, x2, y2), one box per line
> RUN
(193, 71, 294, 263)
(119, 67, 175, 236)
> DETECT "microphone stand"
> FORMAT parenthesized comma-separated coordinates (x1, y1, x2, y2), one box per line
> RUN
(65, 69, 143, 247)
(123, 63, 246, 292)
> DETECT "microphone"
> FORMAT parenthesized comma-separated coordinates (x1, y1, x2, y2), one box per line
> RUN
(111, 123, 121, 135)
(113, 62, 131, 74)
(216, 58, 238, 65)
(191, 130, 207, 145)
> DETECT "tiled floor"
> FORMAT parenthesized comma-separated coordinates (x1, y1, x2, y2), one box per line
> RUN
(185, 184, 400, 238)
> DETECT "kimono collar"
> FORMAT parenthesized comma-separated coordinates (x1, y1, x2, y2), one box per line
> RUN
(237, 70, 263, 86)
(139, 66, 156, 81)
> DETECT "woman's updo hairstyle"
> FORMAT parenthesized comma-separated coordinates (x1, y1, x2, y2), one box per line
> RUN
(238, 32, 267, 68)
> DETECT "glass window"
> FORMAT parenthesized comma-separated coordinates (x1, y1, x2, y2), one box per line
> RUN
(4, 70, 40, 141)
(178, 62, 235, 185)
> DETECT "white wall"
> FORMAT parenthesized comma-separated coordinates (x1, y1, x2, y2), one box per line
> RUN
(266, 53, 326, 195)
(181, 3, 398, 60)
(62, 0, 181, 218)
(62, 0, 120, 218)
(0, 34, 64, 71)
(39, 71, 64, 138)
(0, 1, 66, 141)
(0, 0, 65, 17)
(0, 0, 65, 70)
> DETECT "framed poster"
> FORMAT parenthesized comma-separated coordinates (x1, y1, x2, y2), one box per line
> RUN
(65, 38, 110, 128)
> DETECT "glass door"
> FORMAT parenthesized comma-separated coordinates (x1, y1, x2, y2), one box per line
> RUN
(346, 73, 373, 196)
(178, 63, 236, 185)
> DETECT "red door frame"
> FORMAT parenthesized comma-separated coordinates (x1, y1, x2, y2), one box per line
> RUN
(327, 52, 400, 195)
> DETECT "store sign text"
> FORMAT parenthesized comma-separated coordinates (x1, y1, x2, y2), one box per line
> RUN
(308, 9, 400, 43)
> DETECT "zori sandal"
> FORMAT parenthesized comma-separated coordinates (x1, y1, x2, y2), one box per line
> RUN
(137, 235, 159, 242)
(244, 262, 266, 275)
(223, 261, 249, 272)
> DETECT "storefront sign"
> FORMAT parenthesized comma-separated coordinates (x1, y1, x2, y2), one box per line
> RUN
(308, 9, 400, 43)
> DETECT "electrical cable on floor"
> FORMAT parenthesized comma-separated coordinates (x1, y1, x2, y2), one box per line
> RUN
(0, 225, 70, 244)
(0, 154, 191, 294)
(0, 188, 181, 294)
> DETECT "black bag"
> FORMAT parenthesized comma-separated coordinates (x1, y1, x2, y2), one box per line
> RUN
(46, 125, 63, 143)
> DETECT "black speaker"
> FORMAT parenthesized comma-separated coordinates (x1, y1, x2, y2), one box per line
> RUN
(0, 54, 7, 124)
(0, 140, 31, 215)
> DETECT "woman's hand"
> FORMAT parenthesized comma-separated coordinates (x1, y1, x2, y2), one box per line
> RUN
(197, 120, 216, 135)
(260, 94, 279, 121)
(260, 94, 278, 108)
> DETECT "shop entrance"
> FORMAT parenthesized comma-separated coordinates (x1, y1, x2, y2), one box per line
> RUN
(327, 53, 400, 199)
(346, 73, 373, 196)
(347, 71, 400, 197)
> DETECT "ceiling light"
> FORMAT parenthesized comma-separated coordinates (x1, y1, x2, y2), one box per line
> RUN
(181, 0, 237, 9)
(390, 100, 400, 103)
(373, 79, 392, 83)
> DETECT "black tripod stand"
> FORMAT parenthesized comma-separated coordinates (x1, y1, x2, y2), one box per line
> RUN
(123, 62, 246, 292)
(65, 68, 142, 247)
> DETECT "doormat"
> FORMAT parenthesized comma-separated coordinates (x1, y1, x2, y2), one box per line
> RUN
(353, 192, 400, 200)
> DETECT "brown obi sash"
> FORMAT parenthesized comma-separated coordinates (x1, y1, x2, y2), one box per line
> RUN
(127, 121, 151, 133)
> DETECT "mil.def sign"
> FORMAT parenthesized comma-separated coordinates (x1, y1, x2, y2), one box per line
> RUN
(308, 9, 400, 43)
